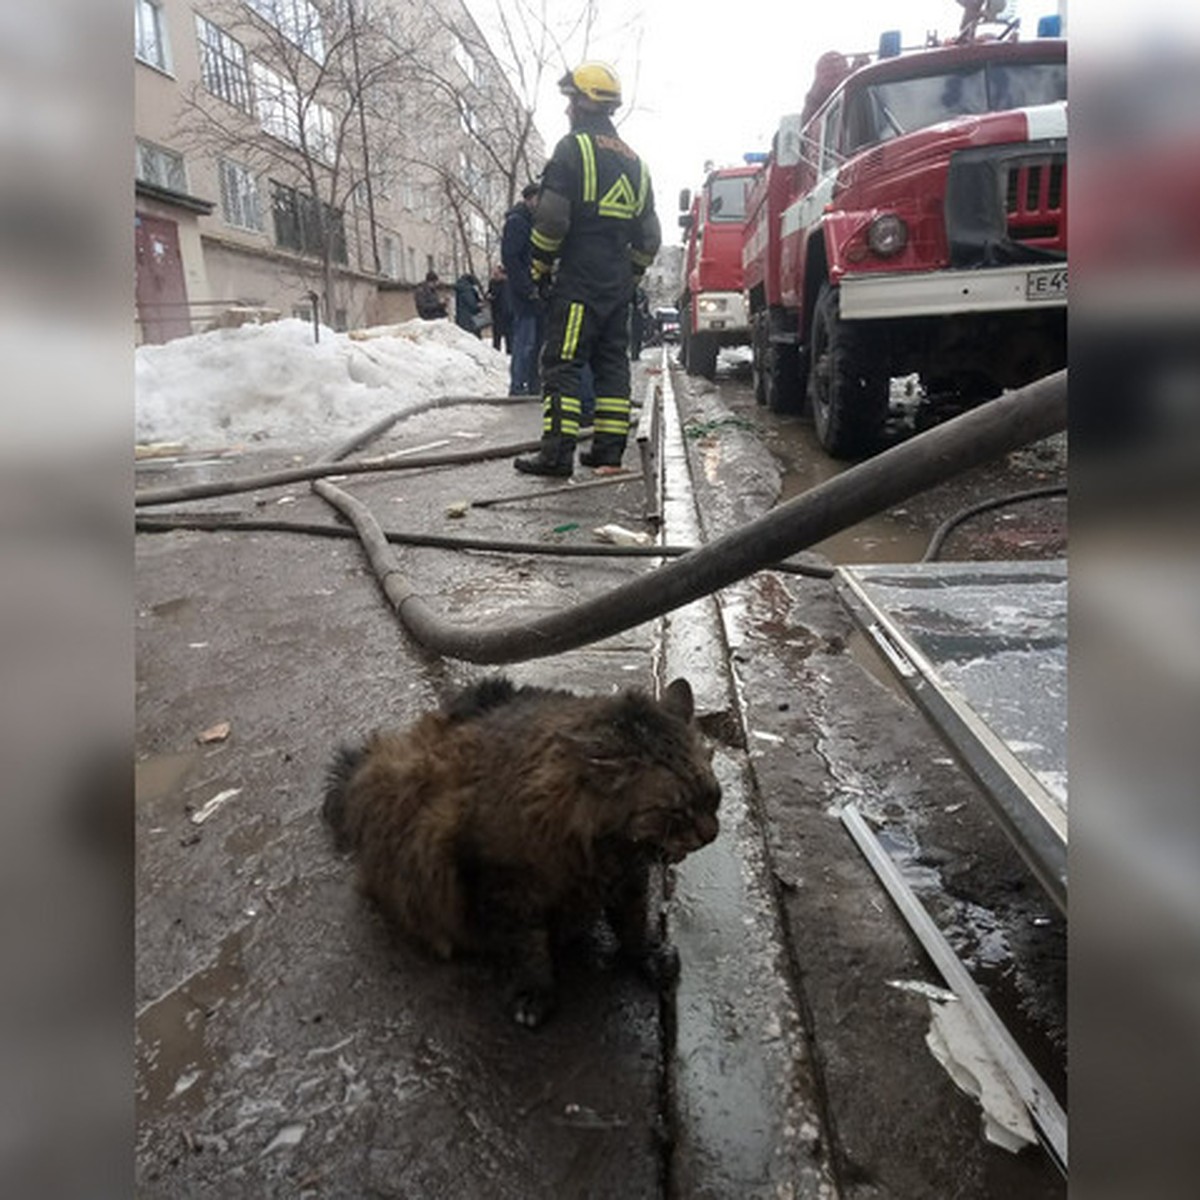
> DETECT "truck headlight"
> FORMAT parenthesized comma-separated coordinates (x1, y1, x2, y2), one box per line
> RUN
(867, 214, 908, 256)
(697, 297, 727, 313)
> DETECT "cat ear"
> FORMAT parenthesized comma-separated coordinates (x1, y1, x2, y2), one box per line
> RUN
(661, 678, 695, 724)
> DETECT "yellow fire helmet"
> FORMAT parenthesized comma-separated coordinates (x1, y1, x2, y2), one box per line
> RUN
(558, 61, 622, 108)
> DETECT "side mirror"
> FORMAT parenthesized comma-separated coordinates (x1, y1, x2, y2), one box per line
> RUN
(678, 187, 691, 212)
(776, 114, 803, 169)
(678, 212, 693, 231)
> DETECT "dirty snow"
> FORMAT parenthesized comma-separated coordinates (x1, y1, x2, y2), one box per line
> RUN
(135, 318, 511, 451)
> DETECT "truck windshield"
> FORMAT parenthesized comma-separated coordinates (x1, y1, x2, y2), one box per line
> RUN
(706, 175, 750, 222)
(855, 61, 1066, 149)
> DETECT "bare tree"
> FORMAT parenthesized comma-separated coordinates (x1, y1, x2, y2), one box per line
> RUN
(174, 0, 408, 323)
(381, 0, 644, 275)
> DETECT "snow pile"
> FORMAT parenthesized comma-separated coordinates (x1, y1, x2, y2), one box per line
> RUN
(134, 318, 511, 451)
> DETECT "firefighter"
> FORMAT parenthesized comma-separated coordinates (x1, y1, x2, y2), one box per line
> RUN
(513, 61, 661, 477)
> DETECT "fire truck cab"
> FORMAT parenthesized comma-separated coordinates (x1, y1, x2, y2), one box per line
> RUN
(677, 162, 763, 379)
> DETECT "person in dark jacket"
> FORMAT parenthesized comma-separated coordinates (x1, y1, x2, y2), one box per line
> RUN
(501, 182, 543, 395)
(629, 285, 650, 360)
(414, 270, 448, 320)
(485, 265, 511, 353)
(454, 273, 484, 337)
(513, 61, 661, 477)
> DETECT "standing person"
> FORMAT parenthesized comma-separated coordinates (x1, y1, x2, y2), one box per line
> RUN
(513, 62, 661, 477)
(414, 270, 447, 320)
(502, 182, 543, 396)
(485, 265, 511, 353)
(454, 273, 484, 337)
(629, 285, 650, 360)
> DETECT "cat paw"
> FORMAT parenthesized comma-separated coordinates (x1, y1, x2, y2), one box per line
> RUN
(635, 942, 680, 988)
(509, 987, 556, 1029)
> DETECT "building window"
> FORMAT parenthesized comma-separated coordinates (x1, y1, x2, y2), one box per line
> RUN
(247, 0, 326, 62)
(135, 0, 170, 72)
(381, 234, 399, 280)
(196, 17, 251, 112)
(253, 61, 335, 162)
(136, 139, 187, 193)
(407, 247, 416, 280)
(218, 159, 263, 231)
(270, 180, 347, 263)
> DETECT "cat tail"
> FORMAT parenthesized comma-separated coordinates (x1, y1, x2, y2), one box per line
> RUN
(323, 741, 366, 850)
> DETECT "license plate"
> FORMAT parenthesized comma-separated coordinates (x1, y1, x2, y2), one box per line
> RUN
(1027, 267, 1067, 301)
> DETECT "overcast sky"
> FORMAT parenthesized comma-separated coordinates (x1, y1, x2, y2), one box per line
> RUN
(467, 0, 1028, 222)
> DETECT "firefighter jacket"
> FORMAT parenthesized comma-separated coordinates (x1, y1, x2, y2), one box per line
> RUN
(530, 112, 661, 310)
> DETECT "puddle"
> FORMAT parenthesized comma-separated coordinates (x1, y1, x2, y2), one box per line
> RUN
(136, 926, 248, 1118)
(136, 749, 203, 817)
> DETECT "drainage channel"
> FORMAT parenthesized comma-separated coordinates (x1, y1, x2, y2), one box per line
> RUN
(655, 355, 836, 1198)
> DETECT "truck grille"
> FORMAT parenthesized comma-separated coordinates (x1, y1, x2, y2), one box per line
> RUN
(1005, 157, 1066, 246)
(946, 141, 1067, 267)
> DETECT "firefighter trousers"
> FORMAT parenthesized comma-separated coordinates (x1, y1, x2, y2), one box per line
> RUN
(539, 291, 632, 445)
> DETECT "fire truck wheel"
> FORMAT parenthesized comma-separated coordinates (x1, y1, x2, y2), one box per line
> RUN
(752, 312, 801, 412)
(765, 343, 802, 415)
(688, 332, 719, 380)
(807, 283, 888, 458)
(751, 313, 768, 404)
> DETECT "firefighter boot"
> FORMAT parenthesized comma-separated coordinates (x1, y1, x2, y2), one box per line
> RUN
(514, 392, 578, 477)
(513, 434, 575, 477)
(579, 435, 626, 468)
(579, 395, 630, 467)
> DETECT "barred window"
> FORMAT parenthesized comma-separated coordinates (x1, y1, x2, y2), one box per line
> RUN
(253, 60, 335, 162)
(246, 0, 325, 61)
(270, 180, 346, 263)
(135, 0, 170, 72)
(136, 139, 187, 193)
(253, 61, 301, 146)
(196, 17, 251, 112)
(218, 159, 263, 231)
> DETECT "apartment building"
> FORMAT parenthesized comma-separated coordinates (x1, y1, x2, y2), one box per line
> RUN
(134, 0, 542, 342)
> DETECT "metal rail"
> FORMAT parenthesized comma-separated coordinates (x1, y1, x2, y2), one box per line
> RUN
(841, 803, 1068, 1175)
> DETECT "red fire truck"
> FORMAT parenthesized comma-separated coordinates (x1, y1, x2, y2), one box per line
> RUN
(677, 161, 763, 379)
(743, 23, 1067, 457)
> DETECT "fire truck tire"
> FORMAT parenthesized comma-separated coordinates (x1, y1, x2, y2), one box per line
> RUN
(751, 314, 768, 404)
(752, 311, 803, 413)
(688, 332, 719, 379)
(808, 283, 888, 458)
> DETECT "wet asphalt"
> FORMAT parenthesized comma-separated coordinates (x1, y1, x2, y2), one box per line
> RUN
(135, 352, 1066, 1198)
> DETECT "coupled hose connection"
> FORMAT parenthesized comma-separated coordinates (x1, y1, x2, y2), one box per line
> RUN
(315, 370, 1067, 665)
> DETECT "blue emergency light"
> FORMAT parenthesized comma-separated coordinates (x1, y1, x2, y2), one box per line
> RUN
(878, 29, 902, 58)
(1037, 14, 1062, 37)
(743, 152, 768, 164)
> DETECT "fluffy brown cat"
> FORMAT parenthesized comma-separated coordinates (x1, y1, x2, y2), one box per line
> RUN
(323, 675, 720, 1027)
